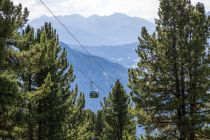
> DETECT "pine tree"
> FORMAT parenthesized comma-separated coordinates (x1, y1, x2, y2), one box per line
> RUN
(0, 0, 28, 138)
(32, 23, 69, 140)
(95, 110, 105, 140)
(16, 23, 87, 140)
(15, 25, 54, 139)
(35, 23, 86, 140)
(101, 80, 136, 140)
(129, 0, 210, 139)
(0, 0, 90, 139)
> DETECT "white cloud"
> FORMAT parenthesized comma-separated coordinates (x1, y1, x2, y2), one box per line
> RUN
(12, 0, 210, 20)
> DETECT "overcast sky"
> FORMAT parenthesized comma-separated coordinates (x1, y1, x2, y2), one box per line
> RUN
(13, 0, 210, 20)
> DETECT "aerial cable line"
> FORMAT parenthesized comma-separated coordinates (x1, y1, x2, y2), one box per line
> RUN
(71, 61, 107, 94)
(39, 0, 117, 84)
(42, 27, 107, 94)
(39, 0, 110, 93)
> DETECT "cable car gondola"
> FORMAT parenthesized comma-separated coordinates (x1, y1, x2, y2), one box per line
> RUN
(90, 82, 99, 98)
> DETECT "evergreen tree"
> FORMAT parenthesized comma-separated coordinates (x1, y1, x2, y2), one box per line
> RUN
(95, 110, 105, 140)
(101, 80, 136, 140)
(66, 108, 98, 140)
(129, 0, 210, 139)
(16, 23, 86, 140)
(0, 0, 91, 139)
(15, 24, 54, 139)
(36, 23, 86, 140)
(0, 0, 28, 138)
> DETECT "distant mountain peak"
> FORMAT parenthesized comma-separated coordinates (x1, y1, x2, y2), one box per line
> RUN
(87, 13, 128, 18)
(110, 13, 129, 17)
(65, 14, 84, 18)
(30, 13, 155, 46)
(87, 13, 145, 20)
(38, 13, 140, 20)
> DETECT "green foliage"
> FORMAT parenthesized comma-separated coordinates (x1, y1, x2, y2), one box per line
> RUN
(1, 0, 209, 139)
(15, 23, 86, 140)
(1, 1, 88, 139)
(101, 80, 136, 140)
(94, 110, 105, 139)
(129, 0, 210, 139)
(0, 0, 28, 139)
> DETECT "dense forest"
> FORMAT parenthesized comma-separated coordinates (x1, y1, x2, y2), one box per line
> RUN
(0, 0, 209, 140)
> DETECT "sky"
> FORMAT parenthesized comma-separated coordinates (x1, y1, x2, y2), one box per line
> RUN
(13, 0, 210, 20)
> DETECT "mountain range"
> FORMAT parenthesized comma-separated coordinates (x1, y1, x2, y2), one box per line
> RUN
(69, 43, 138, 67)
(30, 13, 155, 46)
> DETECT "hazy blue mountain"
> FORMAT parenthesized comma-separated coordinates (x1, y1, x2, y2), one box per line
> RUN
(61, 42, 128, 111)
(30, 13, 155, 46)
(69, 43, 138, 67)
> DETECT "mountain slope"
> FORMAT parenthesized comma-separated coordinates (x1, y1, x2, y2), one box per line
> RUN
(61, 42, 128, 111)
(69, 43, 138, 67)
(30, 13, 155, 46)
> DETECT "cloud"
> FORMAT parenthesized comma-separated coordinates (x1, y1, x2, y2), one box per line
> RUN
(12, 0, 210, 20)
